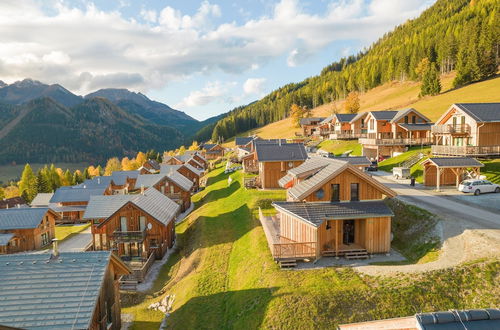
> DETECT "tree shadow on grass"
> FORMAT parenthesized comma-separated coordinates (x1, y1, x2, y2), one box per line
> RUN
(167, 287, 280, 329)
(206, 168, 229, 186)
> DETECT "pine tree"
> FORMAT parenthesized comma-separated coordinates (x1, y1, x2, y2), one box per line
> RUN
(36, 169, 50, 193)
(63, 169, 73, 186)
(420, 63, 441, 96)
(19, 164, 37, 203)
(96, 165, 103, 176)
(83, 168, 91, 180)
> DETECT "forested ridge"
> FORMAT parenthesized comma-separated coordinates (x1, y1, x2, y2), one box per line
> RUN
(208, 0, 499, 141)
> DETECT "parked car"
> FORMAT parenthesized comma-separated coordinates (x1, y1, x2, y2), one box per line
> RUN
(366, 161, 378, 172)
(458, 179, 500, 195)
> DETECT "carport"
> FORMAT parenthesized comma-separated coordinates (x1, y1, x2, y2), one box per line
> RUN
(422, 157, 484, 191)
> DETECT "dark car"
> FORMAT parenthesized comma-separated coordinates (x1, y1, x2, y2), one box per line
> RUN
(366, 161, 378, 171)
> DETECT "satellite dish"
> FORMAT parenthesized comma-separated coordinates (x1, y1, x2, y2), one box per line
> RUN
(147, 223, 152, 230)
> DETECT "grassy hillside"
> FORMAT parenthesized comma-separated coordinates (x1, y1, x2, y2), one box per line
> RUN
(226, 75, 500, 143)
(122, 165, 500, 329)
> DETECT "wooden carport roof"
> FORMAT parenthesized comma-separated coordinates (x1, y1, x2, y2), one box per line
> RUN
(421, 157, 484, 191)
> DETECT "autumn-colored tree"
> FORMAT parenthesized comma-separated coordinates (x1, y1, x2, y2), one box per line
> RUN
(290, 103, 304, 128)
(4, 185, 20, 199)
(303, 106, 312, 118)
(63, 169, 73, 186)
(0, 187, 5, 199)
(96, 165, 103, 176)
(415, 57, 430, 80)
(135, 152, 147, 167)
(188, 141, 199, 150)
(344, 91, 360, 114)
(331, 102, 339, 115)
(19, 164, 37, 203)
(178, 146, 186, 155)
(104, 157, 122, 176)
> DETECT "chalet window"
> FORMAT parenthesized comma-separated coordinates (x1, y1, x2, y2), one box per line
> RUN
(361, 118, 365, 127)
(150, 239, 158, 248)
(93, 219, 100, 225)
(331, 184, 340, 202)
(41, 232, 49, 246)
(369, 119, 374, 130)
(170, 185, 175, 194)
(412, 116, 416, 124)
(350, 183, 359, 201)
(315, 188, 325, 200)
(101, 234, 107, 249)
(461, 116, 466, 125)
(94, 234, 101, 250)
(120, 216, 128, 232)
(139, 216, 146, 231)
(161, 186, 165, 194)
(404, 116, 408, 124)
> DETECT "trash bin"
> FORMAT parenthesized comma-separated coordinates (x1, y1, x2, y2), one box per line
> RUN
(410, 176, 415, 186)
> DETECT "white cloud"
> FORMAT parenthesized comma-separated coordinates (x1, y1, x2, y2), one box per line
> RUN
(0, 0, 434, 94)
(243, 78, 266, 96)
(175, 81, 235, 108)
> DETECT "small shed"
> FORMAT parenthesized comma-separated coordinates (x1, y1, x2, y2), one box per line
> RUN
(422, 157, 484, 190)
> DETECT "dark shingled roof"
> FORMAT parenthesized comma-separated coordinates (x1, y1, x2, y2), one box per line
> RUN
(202, 143, 217, 150)
(253, 139, 288, 145)
(416, 309, 500, 330)
(0, 251, 129, 329)
(455, 103, 500, 122)
(398, 123, 432, 131)
(272, 201, 394, 227)
(371, 110, 399, 120)
(0, 208, 49, 230)
(300, 117, 325, 125)
(425, 157, 484, 168)
(335, 113, 357, 122)
(235, 137, 254, 146)
(144, 159, 161, 170)
(255, 143, 308, 162)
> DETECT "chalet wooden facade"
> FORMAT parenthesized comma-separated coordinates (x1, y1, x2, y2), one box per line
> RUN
(84, 188, 180, 282)
(422, 157, 484, 190)
(0, 251, 131, 330)
(254, 142, 308, 189)
(300, 117, 325, 136)
(139, 159, 161, 174)
(160, 164, 203, 191)
(431, 103, 500, 157)
(354, 109, 433, 159)
(202, 143, 225, 160)
(260, 158, 396, 265)
(135, 172, 193, 211)
(0, 207, 57, 254)
(327, 114, 357, 139)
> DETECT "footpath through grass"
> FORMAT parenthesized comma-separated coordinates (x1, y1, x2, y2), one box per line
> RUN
(122, 163, 500, 329)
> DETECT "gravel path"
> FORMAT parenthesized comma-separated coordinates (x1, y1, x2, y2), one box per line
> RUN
(354, 171, 500, 276)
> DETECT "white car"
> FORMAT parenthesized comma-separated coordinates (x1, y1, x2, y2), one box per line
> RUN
(458, 179, 500, 195)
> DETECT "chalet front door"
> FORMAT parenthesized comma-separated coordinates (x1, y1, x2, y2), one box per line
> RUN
(343, 220, 355, 245)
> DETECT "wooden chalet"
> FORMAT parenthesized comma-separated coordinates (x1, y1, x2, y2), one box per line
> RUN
(254, 142, 308, 189)
(353, 108, 433, 159)
(139, 159, 161, 174)
(0, 251, 131, 329)
(201, 143, 225, 160)
(260, 157, 396, 265)
(163, 155, 184, 165)
(422, 157, 484, 190)
(84, 188, 180, 282)
(184, 150, 209, 169)
(431, 103, 500, 157)
(328, 113, 357, 139)
(242, 139, 289, 173)
(0, 196, 27, 209)
(300, 117, 325, 136)
(0, 207, 57, 254)
(135, 171, 193, 211)
(160, 163, 203, 191)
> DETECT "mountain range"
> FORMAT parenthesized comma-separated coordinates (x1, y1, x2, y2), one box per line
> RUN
(0, 79, 222, 165)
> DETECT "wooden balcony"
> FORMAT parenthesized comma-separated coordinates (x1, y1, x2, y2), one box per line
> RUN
(359, 137, 433, 146)
(329, 132, 359, 140)
(113, 229, 146, 242)
(273, 241, 316, 259)
(431, 124, 470, 134)
(431, 145, 500, 156)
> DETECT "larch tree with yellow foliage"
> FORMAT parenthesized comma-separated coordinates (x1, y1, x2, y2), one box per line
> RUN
(104, 157, 122, 176)
(344, 91, 360, 114)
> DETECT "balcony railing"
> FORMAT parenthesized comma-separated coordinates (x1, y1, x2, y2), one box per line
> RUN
(273, 241, 317, 259)
(113, 229, 146, 242)
(329, 132, 358, 140)
(431, 145, 500, 156)
(359, 137, 433, 146)
(431, 124, 470, 134)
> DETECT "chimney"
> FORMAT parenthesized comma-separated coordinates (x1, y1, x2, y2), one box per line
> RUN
(278, 139, 282, 146)
(51, 238, 59, 258)
(16, 204, 20, 208)
(97, 178, 100, 184)
(140, 185, 145, 195)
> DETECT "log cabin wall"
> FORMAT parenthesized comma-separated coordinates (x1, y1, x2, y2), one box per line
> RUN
(91, 264, 122, 330)
(178, 166, 199, 190)
(301, 169, 385, 202)
(91, 203, 174, 260)
(279, 212, 317, 244)
(260, 160, 305, 189)
(152, 177, 191, 211)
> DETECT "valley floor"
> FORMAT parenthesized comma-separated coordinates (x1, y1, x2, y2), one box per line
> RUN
(122, 163, 500, 329)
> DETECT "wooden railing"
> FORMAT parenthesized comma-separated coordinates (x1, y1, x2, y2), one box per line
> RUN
(113, 229, 146, 242)
(359, 137, 433, 146)
(273, 242, 316, 259)
(166, 193, 182, 200)
(431, 145, 500, 156)
(329, 132, 358, 140)
(431, 124, 470, 134)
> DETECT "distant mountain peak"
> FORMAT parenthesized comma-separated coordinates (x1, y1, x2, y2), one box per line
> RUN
(12, 78, 44, 87)
(0, 80, 6, 88)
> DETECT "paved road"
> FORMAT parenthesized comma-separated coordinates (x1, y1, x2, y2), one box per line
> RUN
(58, 227, 93, 252)
(371, 171, 500, 230)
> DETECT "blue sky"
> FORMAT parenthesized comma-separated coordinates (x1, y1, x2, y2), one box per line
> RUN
(0, 0, 434, 120)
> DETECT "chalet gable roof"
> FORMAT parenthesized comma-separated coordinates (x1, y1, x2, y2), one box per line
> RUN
(255, 143, 308, 162)
(272, 201, 394, 227)
(31, 193, 54, 206)
(287, 161, 396, 201)
(390, 108, 432, 123)
(83, 188, 180, 225)
(300, 117, 326, 125)
(235, 136, 255, 146)
(0, 207, 55, 230)
(422, 157, 484, 168)
(0, 251, 130, 329)
(135, 171, 193, 192)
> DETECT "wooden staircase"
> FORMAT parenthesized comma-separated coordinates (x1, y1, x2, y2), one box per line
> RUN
(278, 259, 298, 268)
(344, 249, 369, 260)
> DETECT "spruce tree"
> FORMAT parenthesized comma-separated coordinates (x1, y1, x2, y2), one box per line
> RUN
(420, 63, 441, 96)
(19, 164, 37, 203)
(36, 169, 50, 193)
